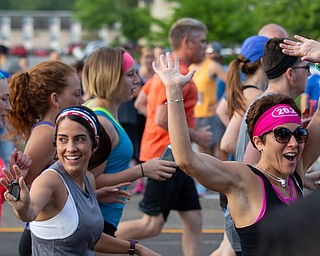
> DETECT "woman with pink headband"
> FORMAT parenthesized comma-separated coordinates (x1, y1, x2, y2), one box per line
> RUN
(152, 53, 320, 256)
(82, 48, 177, 240)
(1, 105, 159, 255)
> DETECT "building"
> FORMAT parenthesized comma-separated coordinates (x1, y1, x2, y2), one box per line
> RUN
(0, 1, 174, 51)
(0, 10, 81, 51)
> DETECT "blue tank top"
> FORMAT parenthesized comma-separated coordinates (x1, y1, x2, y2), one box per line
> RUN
(93, 107, 133, 228)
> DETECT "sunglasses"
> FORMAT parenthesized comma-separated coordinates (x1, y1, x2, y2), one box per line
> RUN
(264, 127, 309, 144)
(291, 65, 310, 73)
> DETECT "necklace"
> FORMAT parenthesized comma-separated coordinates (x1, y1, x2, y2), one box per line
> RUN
(255, 164, 287, 188)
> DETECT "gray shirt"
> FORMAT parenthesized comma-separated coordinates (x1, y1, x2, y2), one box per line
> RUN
(31, 161, 103, 256)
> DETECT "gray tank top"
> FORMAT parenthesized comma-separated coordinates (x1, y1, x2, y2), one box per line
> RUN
(31, 161, 104, 256)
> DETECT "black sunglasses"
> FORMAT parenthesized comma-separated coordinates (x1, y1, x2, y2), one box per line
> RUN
(291, 65, 310, 73)
(264, 127, 309, 144)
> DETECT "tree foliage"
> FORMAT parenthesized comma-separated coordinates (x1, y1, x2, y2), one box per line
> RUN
(0, 0, 75, 10)
(252, 0, 320, 39)
(2, 0, 320, 46)
(164, 0, 320, 46)
(167, 0, 258, 46)
(120, 7, 154, 42)
(74, 0, 153, 43)
(74, 0, 120, 29)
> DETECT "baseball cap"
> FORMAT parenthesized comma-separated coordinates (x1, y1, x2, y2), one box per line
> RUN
(240, 35, 269, 64)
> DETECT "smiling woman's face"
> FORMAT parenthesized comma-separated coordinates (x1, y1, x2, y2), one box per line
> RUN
(0, 78, 11, 129)
(56, 118, 93, 175)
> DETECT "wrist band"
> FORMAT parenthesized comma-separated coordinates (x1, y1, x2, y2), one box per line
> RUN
(139, 163, 145, 177)
(129, 239, 138, 255)
(315, 63, 320, 71)
(165, 98, 184, 105)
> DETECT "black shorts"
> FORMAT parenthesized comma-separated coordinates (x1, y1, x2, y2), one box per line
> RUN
(139, 167, 201, 221)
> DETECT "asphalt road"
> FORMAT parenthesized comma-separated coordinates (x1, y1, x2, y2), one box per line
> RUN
(0, 190, 224, 255)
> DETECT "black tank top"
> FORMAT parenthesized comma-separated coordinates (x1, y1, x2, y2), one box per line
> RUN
(235, 165, 303, 256)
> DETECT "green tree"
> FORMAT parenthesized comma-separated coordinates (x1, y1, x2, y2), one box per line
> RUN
(74, 0, 120, 29)
(74, 0, 154, 43)
(0, 0, 75, 10)
(252, 0, 320, 39)
(120, 7, 154, 42)
(165, 0, 259, 46)
(166, 0, 320, 46)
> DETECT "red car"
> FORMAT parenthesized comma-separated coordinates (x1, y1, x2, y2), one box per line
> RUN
(11, 45, 27, 56)
(33, 48, 49, 56)
(64, 42, 82, 55)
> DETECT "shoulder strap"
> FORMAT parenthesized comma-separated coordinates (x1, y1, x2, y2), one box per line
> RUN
(242, 85, 259, 91)
(291, 172, 303, 195)
(33, 120, 54, 128)
(92, 106, 125, 133)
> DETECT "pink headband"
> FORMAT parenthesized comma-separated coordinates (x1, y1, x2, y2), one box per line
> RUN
(253, 104, 301, 137)
(123, 51, 135, 73)
(56, 110, 98, 135)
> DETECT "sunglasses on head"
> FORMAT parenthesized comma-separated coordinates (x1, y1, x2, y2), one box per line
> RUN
(263, 127, 309, 144)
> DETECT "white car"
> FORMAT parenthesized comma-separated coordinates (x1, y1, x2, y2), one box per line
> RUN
(73, 40, 107, 59)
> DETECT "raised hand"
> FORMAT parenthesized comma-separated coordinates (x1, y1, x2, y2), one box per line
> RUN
(0, 165, 30, 211)
(279, 35, 320, 63)
(153, 52, 195, 89)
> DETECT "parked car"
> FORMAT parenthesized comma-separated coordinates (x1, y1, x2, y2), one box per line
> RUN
(73, 40, 107, 59)
(62, 42, 82, 55)
(11, 45, 27, 56)
(33, 48, 49, 56)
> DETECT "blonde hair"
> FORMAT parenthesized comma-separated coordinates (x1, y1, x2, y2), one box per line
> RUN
(82, 47, 124, 100)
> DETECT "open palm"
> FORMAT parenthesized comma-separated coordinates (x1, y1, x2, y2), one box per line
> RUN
(280, 35, 320, 63)
(152, 52, 195, 89)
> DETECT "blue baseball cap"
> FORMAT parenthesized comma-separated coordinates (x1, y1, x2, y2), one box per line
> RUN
(240, 35, 269, 64)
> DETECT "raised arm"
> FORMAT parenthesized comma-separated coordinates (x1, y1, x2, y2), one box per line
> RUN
(153, 53, 247, 194)
(279, 35, 320, 63)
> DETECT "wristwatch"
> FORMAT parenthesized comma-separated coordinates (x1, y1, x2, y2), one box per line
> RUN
(129, 239, 138, 255)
